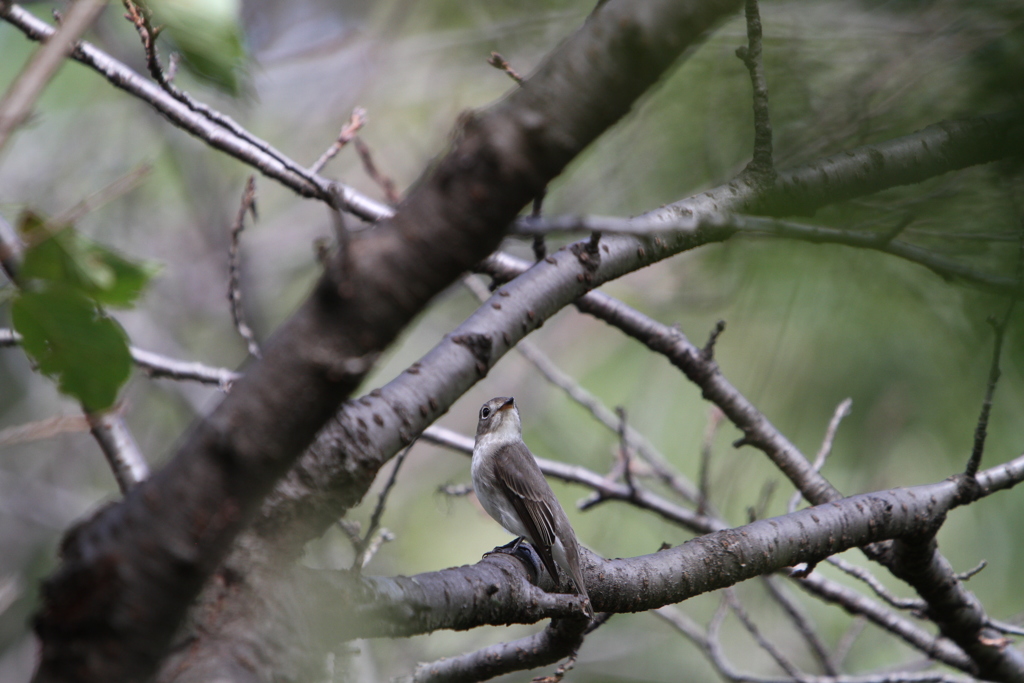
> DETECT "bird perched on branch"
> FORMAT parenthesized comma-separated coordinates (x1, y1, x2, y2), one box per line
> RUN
(472, 396, 593, 617)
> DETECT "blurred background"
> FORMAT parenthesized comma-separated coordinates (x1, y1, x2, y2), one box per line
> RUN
(1, 0, 1023, 680)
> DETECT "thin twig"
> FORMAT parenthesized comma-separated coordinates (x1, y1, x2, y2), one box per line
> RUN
(86, 409, 149, 492)
(0, 414, 90, 446)
(615, 406, 636, 495)
(0, 0, 109, 152)
(309, 107, 367, 175)
(957, 560, 987, 581)
(51, 163, 152, 227)
(487, 51, 524, 85)
(788, 398, 852, 513)
(120, 0, 326, 201)
(829, 616, 866, 673)
(735, 0, 775, 182)
(792, 570, 972, 673)
(354, 440, 415, 569)
(227, 176, 261, 358)
(129, 346, 239, 389)
(532, 190, 547, 261)
(965, 302, 1015, 478)
(698, 406, 723, 516)
(762, 575, 838, 675)
(826, 557, 924, 611)
(509, 212, 1023, 296)
(726, 588, 803, 678)
(353, 137, 399, 204)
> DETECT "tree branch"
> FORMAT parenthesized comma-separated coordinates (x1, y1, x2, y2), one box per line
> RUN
(297, 467, 1022, 640)
(409, 616, 587, 683)
(27, 1, 746, 680)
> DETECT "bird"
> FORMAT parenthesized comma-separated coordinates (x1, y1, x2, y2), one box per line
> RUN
(472, 396, 593, 617)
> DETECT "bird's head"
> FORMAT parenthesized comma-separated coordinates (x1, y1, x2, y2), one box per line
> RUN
(475, 396, 521, 442)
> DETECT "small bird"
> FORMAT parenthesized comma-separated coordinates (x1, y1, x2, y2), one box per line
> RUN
(472, 396, 593, 617)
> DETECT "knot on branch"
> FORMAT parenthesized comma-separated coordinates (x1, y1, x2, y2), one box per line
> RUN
(452, 333, 493, 376)
(570, 232, 602, 282)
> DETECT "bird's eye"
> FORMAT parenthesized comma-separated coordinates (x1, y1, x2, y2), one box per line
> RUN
(480, 406, 491, 419)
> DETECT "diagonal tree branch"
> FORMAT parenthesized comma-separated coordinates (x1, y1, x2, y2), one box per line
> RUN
(26, 2, 745, 681)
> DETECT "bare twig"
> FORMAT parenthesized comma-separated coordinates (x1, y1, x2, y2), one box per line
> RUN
(735, 0, 775, 182)
(86, 409, 149, 492)
(531, 650, 577, 683)
(487, 51, 524, 85)
(356, 528, 395, 569)
(965, 302, 1015, 478)
(129, 346, 239, 388)
(615, 406, 636, 495)
(826, 556, 924, 611)
(792, 570, 973, 673)
(657, 599, 975, 683)
(353, 137, 399, 204)
(511, 213, 1023, 296)
(761, 575, 838, 675)
(532, 190, 547, 261)
(726, 588, 803, 678)
(0, 0, 108, 152)
(411, 617, 587, 683)
(829, 616, 866, 672)
(51, 163, 152, 226)
(354, 440, 415, 569)
(697, 406, 723, 516)
(0, 414, 90, 446)
(788, 398, 852, 513)
(957, 560, 987, 581)
(227, 176, 261, 358)
(988, 619, 1024, 637)
(309, 108, 367, 175)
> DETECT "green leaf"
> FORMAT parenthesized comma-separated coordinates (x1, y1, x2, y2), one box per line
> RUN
(12, 288, 132, 411)
(147, 0, 249, 96)
(19, 218, 159, 308)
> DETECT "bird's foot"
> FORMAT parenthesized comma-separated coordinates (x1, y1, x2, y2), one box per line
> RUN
(483, 537, 542, 582)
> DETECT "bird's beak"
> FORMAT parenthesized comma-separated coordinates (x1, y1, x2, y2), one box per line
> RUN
(498, 397, 515, 411)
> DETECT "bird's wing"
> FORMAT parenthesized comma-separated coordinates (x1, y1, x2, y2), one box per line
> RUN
(494, 441, 561, 583)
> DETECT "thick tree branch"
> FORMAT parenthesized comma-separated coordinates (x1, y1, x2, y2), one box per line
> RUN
(27, 2, 744, 680)
(297, 469, 1020, 640)
(888, 536, 1024, 681)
